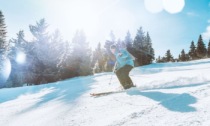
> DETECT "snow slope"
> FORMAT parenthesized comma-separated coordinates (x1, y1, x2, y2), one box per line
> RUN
(1, 59, 210, 126)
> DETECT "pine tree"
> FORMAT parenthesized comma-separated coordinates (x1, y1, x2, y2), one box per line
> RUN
(180, 49, 186, 61)
(165, 50, 173, 62)
(189, 41, 197, 60)
(97, 43, 106, 72)
(0, 10, 7, 57)
(133, 27, 145, 50)
(156, 56, 161, 63)
(49, 30, 66, 67)
(196, 35, 207, 58)
(207, 40, 210, 58)
(29, 19, 51, 65)
(0, 11, 8, 87)
(92, 42, 106, 73)
(104, 31, 116, 52)
(28, 19, 61, 84)
(71, 30, 92, 76)
(56, 39, 75, 80)
(185, 54, 190, 61)
(145, 32, 155, 63)
(133, 27, 145, 66)
(124, 31, 133, 49)
(116, 39, 125, 49)
(178, 54, 181, 62)
(109, 30, 116, 42)
(48, 30, 71, 81)
(124, 31, 137, 64)
(133, 27, 155, 65)
(161, 57, 167, 63)
(104, 31, 116, 72)
(27, 19, 47, 84)
(7, 30, 28, 87)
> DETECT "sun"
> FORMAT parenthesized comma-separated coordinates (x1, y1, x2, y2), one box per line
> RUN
(67, 1, 99, 34)
(49, 0, 100, 40)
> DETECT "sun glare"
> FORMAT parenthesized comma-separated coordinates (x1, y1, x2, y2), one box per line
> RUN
(144, 0, 163, 14)
(0, 58, 11, 85)
(144, 0, 185, 14)
(49, 0, 100, 39)
(16, 51, 26, 64)
(162, 0, 185, 14)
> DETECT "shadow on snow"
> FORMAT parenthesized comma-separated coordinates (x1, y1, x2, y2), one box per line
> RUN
(0, 75, 98, 115)
(127, 90, 197, 113)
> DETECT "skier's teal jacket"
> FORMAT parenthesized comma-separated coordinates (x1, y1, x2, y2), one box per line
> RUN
(114, 49, 134, 70)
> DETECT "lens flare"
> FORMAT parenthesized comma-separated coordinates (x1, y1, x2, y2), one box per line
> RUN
(0, 58, 11, 87)
(144, 0, 185, 14)
(144, 0, 163, 14)
(16, 51, 26, 64)
(162, 0, 185, 14)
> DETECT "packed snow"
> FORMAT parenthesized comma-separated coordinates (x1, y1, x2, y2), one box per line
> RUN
(1, 59, 210, 126)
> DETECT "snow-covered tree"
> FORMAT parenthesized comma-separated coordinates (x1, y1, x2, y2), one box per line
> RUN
(116, 39, 125, 49)
(49, 30, 66, 67)
(26, 19, 64, 84)
(124, 31, 132, 49)
(0, 10, 7, 58)
(27, 19, 49, 84)
(0, 11, 8, 87)
(7, 31, 28, 87)
(109, 30, 116, 42)
(104, 31, 116, 72)
(71, 30, 92, 76)
(104, 31, 116, 52)
(92, 42, 106, 73)
(29, 19, 51, 65)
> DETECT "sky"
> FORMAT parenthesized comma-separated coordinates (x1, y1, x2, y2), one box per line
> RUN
(0, 0, 210, 58)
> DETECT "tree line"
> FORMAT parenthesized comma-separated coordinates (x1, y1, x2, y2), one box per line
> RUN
(156, 35, 210, 63)
(0, 11, 155, 88)
(92, 28, 155, 73)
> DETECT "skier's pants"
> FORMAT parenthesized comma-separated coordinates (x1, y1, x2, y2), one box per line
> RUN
(115, 65, 134, 89)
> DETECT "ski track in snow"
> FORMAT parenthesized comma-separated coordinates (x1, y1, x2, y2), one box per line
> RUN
(1, 59, 210, 126)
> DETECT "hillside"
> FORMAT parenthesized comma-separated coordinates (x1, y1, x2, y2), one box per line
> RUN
(1, 59, 210, 126)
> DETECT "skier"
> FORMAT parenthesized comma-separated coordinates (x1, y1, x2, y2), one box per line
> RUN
(110, 45, 135, 89)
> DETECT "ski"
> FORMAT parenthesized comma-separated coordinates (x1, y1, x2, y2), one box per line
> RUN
(90, 90, 125, 97)
(90, 87, 138, 97)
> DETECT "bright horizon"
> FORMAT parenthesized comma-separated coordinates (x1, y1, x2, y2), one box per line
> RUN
(1, 0, 210, 58)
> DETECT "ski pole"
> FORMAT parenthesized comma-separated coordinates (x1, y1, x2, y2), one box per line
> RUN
(109, 73, 113, 85)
